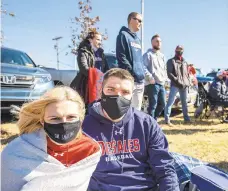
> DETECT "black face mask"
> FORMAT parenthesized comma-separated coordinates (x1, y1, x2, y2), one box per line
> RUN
(175, 51, 183, 57)
(44, 121, 81, 144)
(101, 92, 131, 120)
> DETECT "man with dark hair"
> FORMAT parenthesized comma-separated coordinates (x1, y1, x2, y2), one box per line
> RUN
(116, 12, 145, 110)
(165, 45, 191, 125)
(83, 68, 179, 191)
(143, 34, 167, 120)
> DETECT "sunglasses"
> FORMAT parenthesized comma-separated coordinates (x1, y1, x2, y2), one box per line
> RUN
(132, 18, 142, 23)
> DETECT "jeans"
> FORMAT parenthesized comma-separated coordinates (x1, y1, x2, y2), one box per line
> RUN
(146, 84, 166, 120)
(165, 86, 190, 122)
(131, 82, 144, 110)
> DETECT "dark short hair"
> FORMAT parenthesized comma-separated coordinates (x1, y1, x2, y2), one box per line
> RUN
(102, 68, 134, 88)
(127, 12, 140, 24)
(151, 34, 160, 42)
(175, 45, 184, 51)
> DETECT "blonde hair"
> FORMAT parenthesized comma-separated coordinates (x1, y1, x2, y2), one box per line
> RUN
(17, 86, 85, 135)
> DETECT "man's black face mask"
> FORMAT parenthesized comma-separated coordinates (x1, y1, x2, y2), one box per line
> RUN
(101, 92, 131, 120)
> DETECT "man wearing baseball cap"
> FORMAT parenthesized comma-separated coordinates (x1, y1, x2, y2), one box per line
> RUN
(165, 45, 191, 125)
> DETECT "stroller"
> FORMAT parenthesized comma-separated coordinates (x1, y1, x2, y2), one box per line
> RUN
(194, 82, 228, 123)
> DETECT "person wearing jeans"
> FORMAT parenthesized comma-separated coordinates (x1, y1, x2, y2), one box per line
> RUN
(116, 12, 145, 110)
(144, 34, 167, 119)
(146, 84, 166, 120)
(165, 45, 191, 125)
(165, 86, 190, 122)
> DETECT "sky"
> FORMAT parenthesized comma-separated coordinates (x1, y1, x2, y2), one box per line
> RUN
(2, 0, 228, 74)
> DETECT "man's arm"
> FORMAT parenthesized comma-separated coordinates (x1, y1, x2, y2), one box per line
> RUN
(167, 59, 178, 83)
(143, 53, 154, 83)
(163, 55, 168, 81)
(116, 33, 132, 72)
(167, 59, 183, 88)
(148, 121, 180, 191)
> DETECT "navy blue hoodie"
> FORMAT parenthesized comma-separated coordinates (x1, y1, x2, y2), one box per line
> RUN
(83, 102, 179, 191)
(116, 26, 145, 83)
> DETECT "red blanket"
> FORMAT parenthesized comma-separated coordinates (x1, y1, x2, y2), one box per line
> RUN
(88, 68, 104, 104)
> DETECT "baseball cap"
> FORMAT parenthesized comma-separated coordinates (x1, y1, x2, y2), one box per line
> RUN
(216, 70, 225, 77)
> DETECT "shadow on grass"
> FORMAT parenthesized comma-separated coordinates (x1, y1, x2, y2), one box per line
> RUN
(163, 128, 228, 135)
(158, 118, 223, 126)
(210, 161, 228, 173)
(1, 113, 17, 124)
(0, 134, 18, 145)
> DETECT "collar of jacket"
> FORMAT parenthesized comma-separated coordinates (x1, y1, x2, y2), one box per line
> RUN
(174, 56, 185, 63)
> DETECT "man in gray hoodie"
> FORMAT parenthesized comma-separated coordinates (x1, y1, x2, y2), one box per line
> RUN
(143, 34, 168, 120)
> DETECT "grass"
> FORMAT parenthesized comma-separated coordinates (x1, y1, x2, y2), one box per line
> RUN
(158, 108, 228, 172)
(1, 108, 228, 172)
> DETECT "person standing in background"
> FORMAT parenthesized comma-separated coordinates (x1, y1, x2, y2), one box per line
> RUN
(143, 34, 167, 120)
(165, 45, 191, 125)
(116, 12, 145, 110)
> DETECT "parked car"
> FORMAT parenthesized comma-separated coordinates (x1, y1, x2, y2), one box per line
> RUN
(0, 47, 54, 111)
(38, 66, 78, 86)
(196, 68, 214, 84)
(41, 53, 118, 86)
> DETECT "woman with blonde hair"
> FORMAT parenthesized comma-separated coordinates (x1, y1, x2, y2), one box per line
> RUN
(1, 86, 101, 191)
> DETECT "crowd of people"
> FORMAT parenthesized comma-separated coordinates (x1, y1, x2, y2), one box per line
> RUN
(1, 11, 228, 191)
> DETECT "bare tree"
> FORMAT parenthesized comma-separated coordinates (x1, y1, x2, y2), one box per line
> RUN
(1, 1, 15, 45)
(69, 0, 108, 55)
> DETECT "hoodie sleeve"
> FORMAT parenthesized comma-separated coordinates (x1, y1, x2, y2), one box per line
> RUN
(148, 121, 180, 191)
(116, 33, 133, 72)
(143, 52, 154, 82)
(163, 55, 168, 81)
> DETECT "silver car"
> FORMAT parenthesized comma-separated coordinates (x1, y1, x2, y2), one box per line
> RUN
(1, 47, 54, 111)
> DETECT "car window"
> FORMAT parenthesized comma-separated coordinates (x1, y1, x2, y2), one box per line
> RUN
(206, 73, 216, 78)
(1, 48, 35, 67)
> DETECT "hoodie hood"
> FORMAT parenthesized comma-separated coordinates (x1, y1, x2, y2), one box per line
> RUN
(119, 26, 137, 39)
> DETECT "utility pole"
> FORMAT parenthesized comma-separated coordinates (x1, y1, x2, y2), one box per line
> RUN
(141, 0, 144, 54)
(52, 36, 63, 70)
(74, 43, 77, 71)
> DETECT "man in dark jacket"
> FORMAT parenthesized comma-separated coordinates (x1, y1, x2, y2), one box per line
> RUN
(209, 70, 228, 107)
(83, 68, 179, 191)
(116, 12, 145, 110)
(164, 45, 191, 125)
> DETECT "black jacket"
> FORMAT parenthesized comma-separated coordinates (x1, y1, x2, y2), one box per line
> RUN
(167, 57, 190, 89)
(209, 77, 228, 102)
(70, 40, 107, 104)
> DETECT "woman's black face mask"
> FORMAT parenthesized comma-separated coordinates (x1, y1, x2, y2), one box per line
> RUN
(44, 120, 81, 144)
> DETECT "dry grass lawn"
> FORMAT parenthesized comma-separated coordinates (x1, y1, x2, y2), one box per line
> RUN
(1, 108, 228, 172)
(158, 109, 228, 173)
